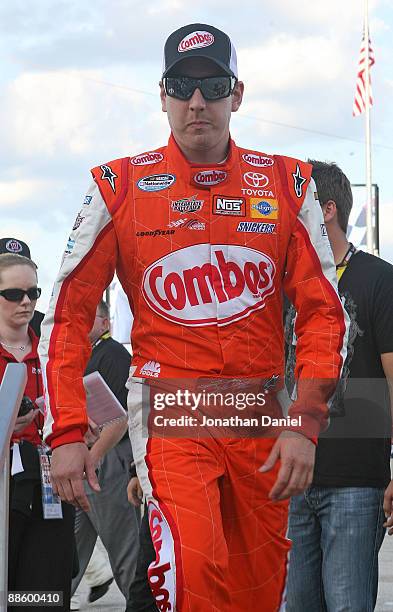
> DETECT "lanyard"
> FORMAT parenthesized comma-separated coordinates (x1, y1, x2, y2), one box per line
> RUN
(92, 330, 111, 349)
(336, 243, 356, 281)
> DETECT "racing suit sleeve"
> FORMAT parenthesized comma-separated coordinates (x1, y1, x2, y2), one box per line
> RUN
(38, 181, 118, 449)
(283, 178, 349, 439)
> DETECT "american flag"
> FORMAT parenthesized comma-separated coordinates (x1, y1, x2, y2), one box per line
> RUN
(353, 35, 375, 116)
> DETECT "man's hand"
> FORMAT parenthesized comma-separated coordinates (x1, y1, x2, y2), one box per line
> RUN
(13, 409, 39, 433)
(50, 442, 101, 512)
(383, 480, 393, 535)
(260, 430, 315, 501)
(84, 418, 100, 448)
(127, 476, 143, 507)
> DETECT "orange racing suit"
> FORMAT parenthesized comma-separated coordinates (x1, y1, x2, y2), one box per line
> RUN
(39, 135, 348, 611)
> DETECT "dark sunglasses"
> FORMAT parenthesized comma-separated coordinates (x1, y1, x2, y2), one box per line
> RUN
(163, 76, 237, 101)
(0, 287, 42, 302)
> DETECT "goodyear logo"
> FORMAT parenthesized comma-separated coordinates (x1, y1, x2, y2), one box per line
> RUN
(250, 198, 278, 220)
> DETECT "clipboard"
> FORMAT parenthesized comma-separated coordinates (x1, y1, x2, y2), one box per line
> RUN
(36, 371, 127, 428)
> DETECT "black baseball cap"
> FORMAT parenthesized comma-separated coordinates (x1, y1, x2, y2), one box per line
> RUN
(0, 238, 31, 259)
(162, 23, 238, 78)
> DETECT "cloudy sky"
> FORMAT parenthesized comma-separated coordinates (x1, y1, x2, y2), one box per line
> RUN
(2, 0, 392, 310)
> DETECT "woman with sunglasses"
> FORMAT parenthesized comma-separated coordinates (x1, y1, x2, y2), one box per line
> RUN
(0, 253, 75, 611)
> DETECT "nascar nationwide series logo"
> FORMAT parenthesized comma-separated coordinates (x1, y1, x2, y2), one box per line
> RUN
(142, 244, 276, 327)
(242, 153, 275, 167)
(137, 174, 176, 192)
(192, 170, 227, 187)
(131, 152, 164, 166)
(178, 31, 215, 52)
(148, 501, 176, 610)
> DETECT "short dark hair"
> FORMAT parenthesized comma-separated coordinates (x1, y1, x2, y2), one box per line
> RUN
(308, 160, 353, 232)
(97, 299, 109, 319)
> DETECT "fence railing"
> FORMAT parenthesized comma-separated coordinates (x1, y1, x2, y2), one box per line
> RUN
(0, 363, 27, 612)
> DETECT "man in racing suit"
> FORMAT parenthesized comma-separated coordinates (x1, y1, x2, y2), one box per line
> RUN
(39, 23, 348, 612)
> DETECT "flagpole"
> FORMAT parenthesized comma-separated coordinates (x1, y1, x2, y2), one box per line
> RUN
(364, 0, 373, 253)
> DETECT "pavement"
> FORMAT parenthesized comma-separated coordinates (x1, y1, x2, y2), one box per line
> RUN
(72, 533, 393, 611)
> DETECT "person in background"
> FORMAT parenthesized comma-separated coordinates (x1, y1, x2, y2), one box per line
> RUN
(0, 238, 44, 336)
(286, 161, 393, 611)
(71, 299, 140, 605)
(0, 253, 74, 611)
(70, 537, 114, 610)
(126, 474, 156, 612)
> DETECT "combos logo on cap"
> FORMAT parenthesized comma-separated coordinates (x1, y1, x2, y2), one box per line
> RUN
(178, 31, 215, 53)
(250, 198, 279, 220)
(142, 243, 276, 327)
(242, 153, 275, 168)
(137, 174, 176, 192)
(131, 152, 164, 166)
(192, 170, 227, 187)
(5, 239, 23, 254)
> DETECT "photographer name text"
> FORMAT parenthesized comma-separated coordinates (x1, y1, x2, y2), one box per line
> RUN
(152, 415, 302, 428)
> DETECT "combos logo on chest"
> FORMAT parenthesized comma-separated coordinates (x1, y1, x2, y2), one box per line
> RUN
(137, 174, 176, 192)
(142, 244, 276, 327)
(131, 152, 164, 166)
(242, 153, 274, 168)
(178, 31, 215, 52)
(171, 195, 204, 213)
(192, 170, 227, 188)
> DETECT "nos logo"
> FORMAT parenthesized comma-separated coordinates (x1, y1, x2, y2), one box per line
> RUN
(142, 244, 276, 327)
(213, 196, 245, 216)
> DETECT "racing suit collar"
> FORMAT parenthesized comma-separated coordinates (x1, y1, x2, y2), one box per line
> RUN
(167, 133, 238, 189)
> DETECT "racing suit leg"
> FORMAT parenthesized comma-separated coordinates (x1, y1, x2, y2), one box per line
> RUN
(221, 438, 290, 611)
(127, 380, 290, 611)
(146, 436, 231, 612)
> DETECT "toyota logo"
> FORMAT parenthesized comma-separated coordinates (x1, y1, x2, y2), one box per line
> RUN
(243, 172, 269, 188)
